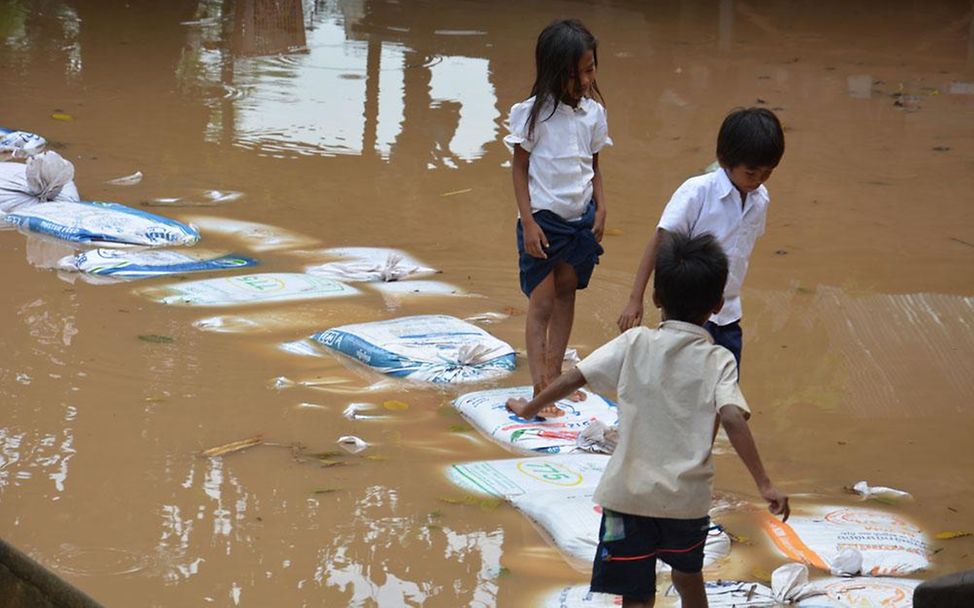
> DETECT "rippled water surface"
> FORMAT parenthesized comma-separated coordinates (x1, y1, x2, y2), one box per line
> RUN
(1, 0, 973, 605)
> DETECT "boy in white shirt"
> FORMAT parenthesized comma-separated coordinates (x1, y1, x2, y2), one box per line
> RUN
(508, 232, 789, 608)
(617, 108, 785, 371)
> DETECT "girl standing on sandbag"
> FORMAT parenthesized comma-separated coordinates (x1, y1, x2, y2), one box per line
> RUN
(505, 18, 611, 405)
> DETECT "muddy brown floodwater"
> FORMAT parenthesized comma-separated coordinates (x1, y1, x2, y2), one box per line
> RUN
(1, 0, 973, 606)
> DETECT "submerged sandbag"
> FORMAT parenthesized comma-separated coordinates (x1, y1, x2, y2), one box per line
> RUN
(453, 386, 617, 454)
(0, 151, 79, 213)
(183, 215, 318, 252)
(310, 315, 515, 384)
(0, 127, 47, 160)
(304, 246, 438, 282)
(58, 248, 258, 281)
(137, 273, 358, 306)
(758, 505, 930, 576)
(448, 454, 730, 569)
(4, 200, 199, 247)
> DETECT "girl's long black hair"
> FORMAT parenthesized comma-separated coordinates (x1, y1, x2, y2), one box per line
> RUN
(525, 19, 604, 139)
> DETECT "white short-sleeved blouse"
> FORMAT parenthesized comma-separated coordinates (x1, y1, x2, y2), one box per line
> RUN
(504, 96, 611, 221)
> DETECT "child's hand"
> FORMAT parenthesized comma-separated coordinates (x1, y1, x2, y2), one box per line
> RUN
(761, 485, 790, 522)
(617, 300, 643, 332)
(522, 219, 549, 259)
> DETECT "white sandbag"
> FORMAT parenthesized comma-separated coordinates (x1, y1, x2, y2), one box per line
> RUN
(183, 215, 318, 252)
(797, 576, 922, 607)
(58, 248, 258, 281)
(310, 315, 515, 384)
(448, 454, 609, 498)
(0, 128, 46, 160)
(367, 279, 465, 296)
(516, 490, 727, 568)
(772, 563, 825, 602)
(452, 386, 618, 454)
(448, 454, 730, 569)
(0, 151, 79, 213)
(137, 273, 358, 306)
(305, 247, 438, 282)
(539, 585, 620, 608)
(758, 505, 930, 576)
(4, 200, 199, 247)
(669, 580, 776, 607)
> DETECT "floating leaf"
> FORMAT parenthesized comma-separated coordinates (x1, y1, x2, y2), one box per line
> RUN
(320, 460, 350, 468)
(382, 400, 410, 411)
(313, 488, 341, 495)
(935, 531, 972, 540)
(603, 228, 624, 237)
(750, 567, 772, 583)
(448, 424, 473, 433)
(440, 188, 472, 197)
(496, 566, 511, 577)
(363, 454, 388, 462)
(139, 334, 174, 343)
(437, 495, 503, 510)
(307, 451, 344, 459)
(51, 112, 74, 121)
(202, 435, 262, 458)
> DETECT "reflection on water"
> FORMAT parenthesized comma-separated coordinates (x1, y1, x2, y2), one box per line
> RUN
(154, 457, 505, 604)
(181, 0, 498, 161)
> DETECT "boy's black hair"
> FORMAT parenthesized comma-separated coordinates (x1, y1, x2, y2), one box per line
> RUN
(716, 107, 784, 169)
(654, 232, 729, 323)
(525, 19, 603, 139)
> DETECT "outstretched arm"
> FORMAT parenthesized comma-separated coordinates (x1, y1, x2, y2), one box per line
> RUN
(617, 228, 665, 332)
(507, 367, 586, 419)
(719, 404, 790, 521)
(513, 144, 548, 259)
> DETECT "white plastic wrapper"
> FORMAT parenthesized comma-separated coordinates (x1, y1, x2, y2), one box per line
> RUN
(311, 315, 515, 384)
(758, 505, 930, 576)
(4, 200, 199, 247)
(453, 386, 617, 454)
(0, 128, 47, 160)
(305, 247, 439, 282)
(137, 273, 358, 306)
(58, 248, 258, 281)
(0, 151, 79, 213)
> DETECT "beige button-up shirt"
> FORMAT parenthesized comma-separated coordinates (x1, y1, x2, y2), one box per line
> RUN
(577, 321, 748, 519)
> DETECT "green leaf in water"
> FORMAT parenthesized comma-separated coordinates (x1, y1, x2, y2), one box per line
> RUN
(139, 334, 175, 343)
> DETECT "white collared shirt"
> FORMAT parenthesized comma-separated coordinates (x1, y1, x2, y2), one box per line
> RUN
(578, 321, 748, 519)
(658, 168, 770, 325)
(504, 96, 612, 221)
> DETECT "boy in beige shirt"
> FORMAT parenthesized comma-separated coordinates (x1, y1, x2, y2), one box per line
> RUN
(507, 232, 789, 608)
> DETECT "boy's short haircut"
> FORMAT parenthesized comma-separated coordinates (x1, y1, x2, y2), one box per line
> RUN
(654, 232, 728, 322)
(716, 107, 784, 169)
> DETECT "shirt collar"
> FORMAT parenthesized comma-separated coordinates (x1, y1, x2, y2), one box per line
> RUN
(556, 96, 593, 115)
(715, 167, 769, 207)
(659, 320, 714, 343)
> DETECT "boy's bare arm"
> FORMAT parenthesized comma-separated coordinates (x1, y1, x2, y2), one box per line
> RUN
(507, 367, 587, 418)
(719, 404, 790, 521)
(513, 144, 547, 259)
(617, 228, 665, 332)
(591, 152, 606, 242)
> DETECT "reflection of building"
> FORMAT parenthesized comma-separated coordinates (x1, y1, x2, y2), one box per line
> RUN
(193, 0, 498, 165)
(230, 0, 307, 57)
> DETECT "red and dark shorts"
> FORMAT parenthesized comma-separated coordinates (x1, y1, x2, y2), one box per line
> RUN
(590, 510, 711, 600)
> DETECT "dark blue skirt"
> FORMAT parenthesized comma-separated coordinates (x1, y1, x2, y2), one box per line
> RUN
(516, 201, 604, 296)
